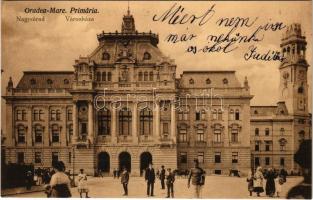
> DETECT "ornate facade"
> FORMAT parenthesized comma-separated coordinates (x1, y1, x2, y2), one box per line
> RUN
(2, 12, 310, 176)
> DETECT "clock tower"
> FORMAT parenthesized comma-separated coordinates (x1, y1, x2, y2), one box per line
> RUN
(279, 23, 309, 115)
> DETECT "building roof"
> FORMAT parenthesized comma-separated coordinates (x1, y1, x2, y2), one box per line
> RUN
(16, 71, 74, 89)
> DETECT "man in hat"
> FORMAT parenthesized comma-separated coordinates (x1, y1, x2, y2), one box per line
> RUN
(188, 159, 205, 198)
(145, 162, 156, 196)
(160, 165, 166, 189)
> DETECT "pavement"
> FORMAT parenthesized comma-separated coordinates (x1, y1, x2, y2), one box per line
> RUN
(3, 175, 303, 198)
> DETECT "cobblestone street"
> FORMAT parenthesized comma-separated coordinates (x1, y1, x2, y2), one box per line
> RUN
(10, 176, 303, 198)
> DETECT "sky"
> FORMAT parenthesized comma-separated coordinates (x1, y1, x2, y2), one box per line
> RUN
(1, 1, 312, 130)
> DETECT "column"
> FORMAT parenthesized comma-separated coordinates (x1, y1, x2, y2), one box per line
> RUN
(72, 102, 78, 144)
(171, 101, 177, 143)
(88, 101, 94, 144)
(111, 103, 117, 143)
(154, 101, 160, 142)
(132, 102, 138, 144)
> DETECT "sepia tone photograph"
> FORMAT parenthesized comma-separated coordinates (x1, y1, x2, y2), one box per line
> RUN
(1, 1, 312, 198)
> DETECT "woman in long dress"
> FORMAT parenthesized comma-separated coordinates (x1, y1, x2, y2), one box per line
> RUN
(265, 168, 276, 197)
(253, 166, 264, 197)
(78, 169, 89, 198)
(49, 161, 72, 197)
(247, 169, 254, 196)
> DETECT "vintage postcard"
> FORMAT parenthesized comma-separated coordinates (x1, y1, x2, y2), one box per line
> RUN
(1, 1, 312, 198)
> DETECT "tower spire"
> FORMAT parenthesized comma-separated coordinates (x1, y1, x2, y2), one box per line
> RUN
(127, 0, 130, 15)
(121, 3, 136, 33)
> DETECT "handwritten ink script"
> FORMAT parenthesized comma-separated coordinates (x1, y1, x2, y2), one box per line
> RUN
(152, 3, 285, 62)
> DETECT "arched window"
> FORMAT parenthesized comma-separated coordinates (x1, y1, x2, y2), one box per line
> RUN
(143, 52, 151, 60)
(17, 125, 26, 143)
(206, 78, 211, 85)
(119, 108, 132, 136)
(140, 108, 153, 135)
(34, 125, 43, 143)
(96, 72, 101, 81)
(107, 72, 112, 81)
(235, 109, 240, 120)
(229, 109, 234, 120)
(98, 109, 111, 135)
(144, 72, 148, 81)
(138, 72, 143, 81)
(196, 127, 204, 142)
(255, 128, 259, 136)
(149, 72, 154, 81)
(213, 129, 222, 143)
(102, 72, 106, 81)
(223, 78, 228, 85)
(231, 129, 238, 143)
(217, 109, 223, 120)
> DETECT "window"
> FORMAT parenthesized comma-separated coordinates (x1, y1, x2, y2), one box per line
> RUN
(280, 128, 285, 135)
(196, 128, 204, 142)
(213, 129, 221, 143)
(217, 109, 223, 120)
(119, 108, 132, 136)
(179, 152, 187, 164)
(16, 110, 27, 121)
(235, 109, 240, 120)
(254, 110, 258, 114)
(96, 72, 101, 81)
(144, 72, 148, 81)
(139, 108, 152, 135)
(212, 109, 217, 120)
(64, 79, 69, 84)
(214, 170, 222, 175)
(183, 111, 188, 120)
(143, 52, 151, 60)
(198, 152, 204, 163)
(98, 109, 111, 135)
(255, 157, 260, 166)
(68, 124, 73, 136)
(102, 72, 106, 81)
(215, 152, 221, 163)
(280, 158, 285, 166)
(33, 110, 40, 121)
(178, 110, 188, 121)
(35, 152, 42, 164)
(52, 152, 59, 164)
(50, 110, 57, 121)
(30, 78, 36, 85)
(223, 78, 228, 84)
(163, 123, 169, 135)
(179, 126, 187, 142)
(69, 152, 72, 163)
(195, 111, 201, 121)
(189, 79, 194, 84)
(229, 109, 234, 120)
(149, 72, 153, 81)
(56, 110, 61, 121)
(52, 125, 59, 143)
(17, 125, 26, 143)
(255, 128, 259, 136)
(67, 110, 73, 121)
(232, 152, 238, 163)
(255, 141, 260, 151)
(279, 138, 287, 151)
(265, 128, 270, 136)
(298, 86, 304, 94)
(201, 110, 206, 120)
(265, 141, 272, 151)
(265, 157, 270, 165)
(107, 72, 112, 82)
(231, 129, 238, 143)
(34, 125, 43, 143)
(206, 78, 211, 84)
(17, 152, 24, 164)
(102, 52, 110, 60)
(138, 72, 143, 81)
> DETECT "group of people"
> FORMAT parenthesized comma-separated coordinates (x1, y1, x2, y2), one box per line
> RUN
(247, 167, 287, 197)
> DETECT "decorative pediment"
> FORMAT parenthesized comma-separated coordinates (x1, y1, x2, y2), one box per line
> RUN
(228, 123, 242, 130)
(177, 123, 189, 129)
(194, 123, 207, 129)
(211, 123, 224, 130)
(279, 138, 287, 144)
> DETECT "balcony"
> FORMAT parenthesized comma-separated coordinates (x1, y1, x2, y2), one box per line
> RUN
(139, 135, 154, 143)
(117, 135, 132, 143)
(195, 141, 207, 147)
(212, 141, 224, 147)
(96, 135, 111, 143)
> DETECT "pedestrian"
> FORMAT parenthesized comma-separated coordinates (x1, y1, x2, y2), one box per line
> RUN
(187, 159, 205, 198)
(265, 168, 276, 197)
(145, 162, 156, 197)
(253, 166, 264, 197)
(247, 169, 254, 196)
(25, 171, 33, 190)
(78, 169, 89, 198)
(48, 161, 72, 197)
(160, 165, 166, 189)
(37, 168, 43, 185)
(274, 175, 284, 197)
(113, 168, 116, 179)
(166, 168, 175, 198)
(120, 166, 129, 196)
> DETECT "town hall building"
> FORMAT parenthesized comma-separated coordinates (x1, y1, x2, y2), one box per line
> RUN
(2, 11, 311, 176)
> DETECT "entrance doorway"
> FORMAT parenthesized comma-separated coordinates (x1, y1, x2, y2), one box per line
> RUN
(98, 152, 110, 174)
(119, 152, 131, 172)
(140, 152, 152, 176)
